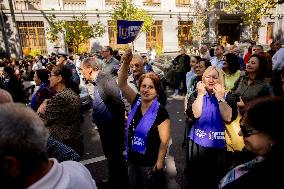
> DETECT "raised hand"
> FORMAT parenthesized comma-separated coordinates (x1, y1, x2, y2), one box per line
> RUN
(121, 48, 133, 65)
(196, 81, 206, 96)
(213, 83, 225, 101)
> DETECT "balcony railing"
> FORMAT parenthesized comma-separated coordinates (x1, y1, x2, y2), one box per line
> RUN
(63, 0, 86, 10)
(14, 0, 41, 10)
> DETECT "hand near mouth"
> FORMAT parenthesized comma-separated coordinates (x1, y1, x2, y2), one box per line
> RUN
(213, 83, 225, 101)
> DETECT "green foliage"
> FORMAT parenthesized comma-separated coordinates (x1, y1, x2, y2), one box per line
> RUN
(77, 46, 89, 54)
(47, 14, 106, 53)
(28, 48, 41, 57)
(209, 0, 279, 40)
(111, 0, 154, 33)
(189, 2, 207, 47)
(155, 43, 164, 56)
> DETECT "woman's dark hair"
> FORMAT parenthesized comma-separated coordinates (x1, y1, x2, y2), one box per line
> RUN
(52, 64, 80, 94)
(247, 54, 267, 79)
(243, 96, 284, 143)
(4, 66, 15, 77)
(197, 58, 211, 68)
(35, 69, 50, 83)
(138, 72, 161, 92)
(224, 53, 240, 74)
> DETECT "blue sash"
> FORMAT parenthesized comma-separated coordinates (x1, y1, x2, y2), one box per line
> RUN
(189, 93, 225, 148)
(126, 97, 160, 158)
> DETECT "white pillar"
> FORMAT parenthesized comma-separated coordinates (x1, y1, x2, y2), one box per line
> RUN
(163, 18, 179, 52)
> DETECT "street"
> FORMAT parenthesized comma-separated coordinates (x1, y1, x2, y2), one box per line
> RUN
(79, 89, 189, 189)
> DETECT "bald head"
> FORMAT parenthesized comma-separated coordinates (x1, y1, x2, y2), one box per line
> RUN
(0, 89, 13, 103)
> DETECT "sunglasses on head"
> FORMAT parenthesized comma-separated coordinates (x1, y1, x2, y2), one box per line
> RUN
(240, 124, 261, 137)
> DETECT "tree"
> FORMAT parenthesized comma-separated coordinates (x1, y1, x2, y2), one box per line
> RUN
(47, 14, 105, 54)
(189, 2, 207, 48)
(110, 0, 154, 49)
(209, 0, 281, 40)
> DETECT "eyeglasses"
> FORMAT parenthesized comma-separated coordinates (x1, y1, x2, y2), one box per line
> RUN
(240, 124, 261, 137)
(205, 75, 219, 80)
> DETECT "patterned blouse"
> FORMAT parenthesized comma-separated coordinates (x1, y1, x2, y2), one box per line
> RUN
(39, 88, 83, 155)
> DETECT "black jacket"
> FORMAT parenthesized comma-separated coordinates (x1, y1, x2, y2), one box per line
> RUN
(222, 144, 284, 189)
(173, 54, 191, 72)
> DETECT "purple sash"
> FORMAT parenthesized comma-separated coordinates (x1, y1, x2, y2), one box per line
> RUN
(189, 93, 225, 148)
(126, 97, 159, 157)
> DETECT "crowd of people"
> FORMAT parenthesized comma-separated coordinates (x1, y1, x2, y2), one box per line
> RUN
(0, 40, 284, 189)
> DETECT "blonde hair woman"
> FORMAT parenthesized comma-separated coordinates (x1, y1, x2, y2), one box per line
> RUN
(186, 66, 238, 189)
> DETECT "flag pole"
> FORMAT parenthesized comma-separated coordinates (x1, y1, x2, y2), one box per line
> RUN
(132, 42, 134, 52)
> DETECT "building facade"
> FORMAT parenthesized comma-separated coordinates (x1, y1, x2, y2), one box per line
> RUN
(0, 0, 199, 57)
(0, 0, 283, 57)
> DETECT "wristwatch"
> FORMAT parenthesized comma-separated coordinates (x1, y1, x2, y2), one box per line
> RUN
(218, 98, 226, 103)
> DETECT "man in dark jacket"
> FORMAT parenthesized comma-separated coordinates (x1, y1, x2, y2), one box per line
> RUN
(173, 46, 191, 96)
(57, 52, 80, 85)
(80, 58, 128, 189)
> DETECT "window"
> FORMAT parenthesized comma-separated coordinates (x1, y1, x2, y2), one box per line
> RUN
(105, 0, 119, 4)
(178, 21, 192, 47)
(266, 22, 274, 44)
(108, 20, 117, 48)
(143, 0, 160, 4)
(17, 21, 47, 55)
(176, 0, 190, 5)
(66, 21, 90, 54)
(146, 21, 163, 50)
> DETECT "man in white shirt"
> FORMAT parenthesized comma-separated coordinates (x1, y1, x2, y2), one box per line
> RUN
(272, 42, 284, 71)
(0, 103, 97, 189)
(147, 47, 156, 64)
(210, 45, 225, 69)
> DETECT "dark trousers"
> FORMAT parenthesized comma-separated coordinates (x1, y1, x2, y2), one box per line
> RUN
(187, 141, 226, 189)
(97, 122, 128, 188)
(128, 162, 167, 189)
(174, 72, 187, 93)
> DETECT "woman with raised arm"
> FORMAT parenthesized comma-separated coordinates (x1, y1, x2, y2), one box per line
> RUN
(118, 49, 171, 189)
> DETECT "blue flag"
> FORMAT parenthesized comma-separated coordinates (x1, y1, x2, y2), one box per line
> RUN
(117, 20, 143, 44)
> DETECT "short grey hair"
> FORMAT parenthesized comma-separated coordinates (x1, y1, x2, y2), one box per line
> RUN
(81, 57, 102, 70)
(0, 103, 48, 162)
(0, 89, 13, 103)
(132, 54, 144, 64)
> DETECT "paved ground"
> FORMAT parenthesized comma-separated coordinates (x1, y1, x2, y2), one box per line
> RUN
(80, 89, 189, 189)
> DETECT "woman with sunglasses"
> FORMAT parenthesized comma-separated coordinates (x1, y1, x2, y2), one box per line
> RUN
(37, 64, 83, 158)
(219, 96, 284, 189)
(186, 66, 238, 189)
